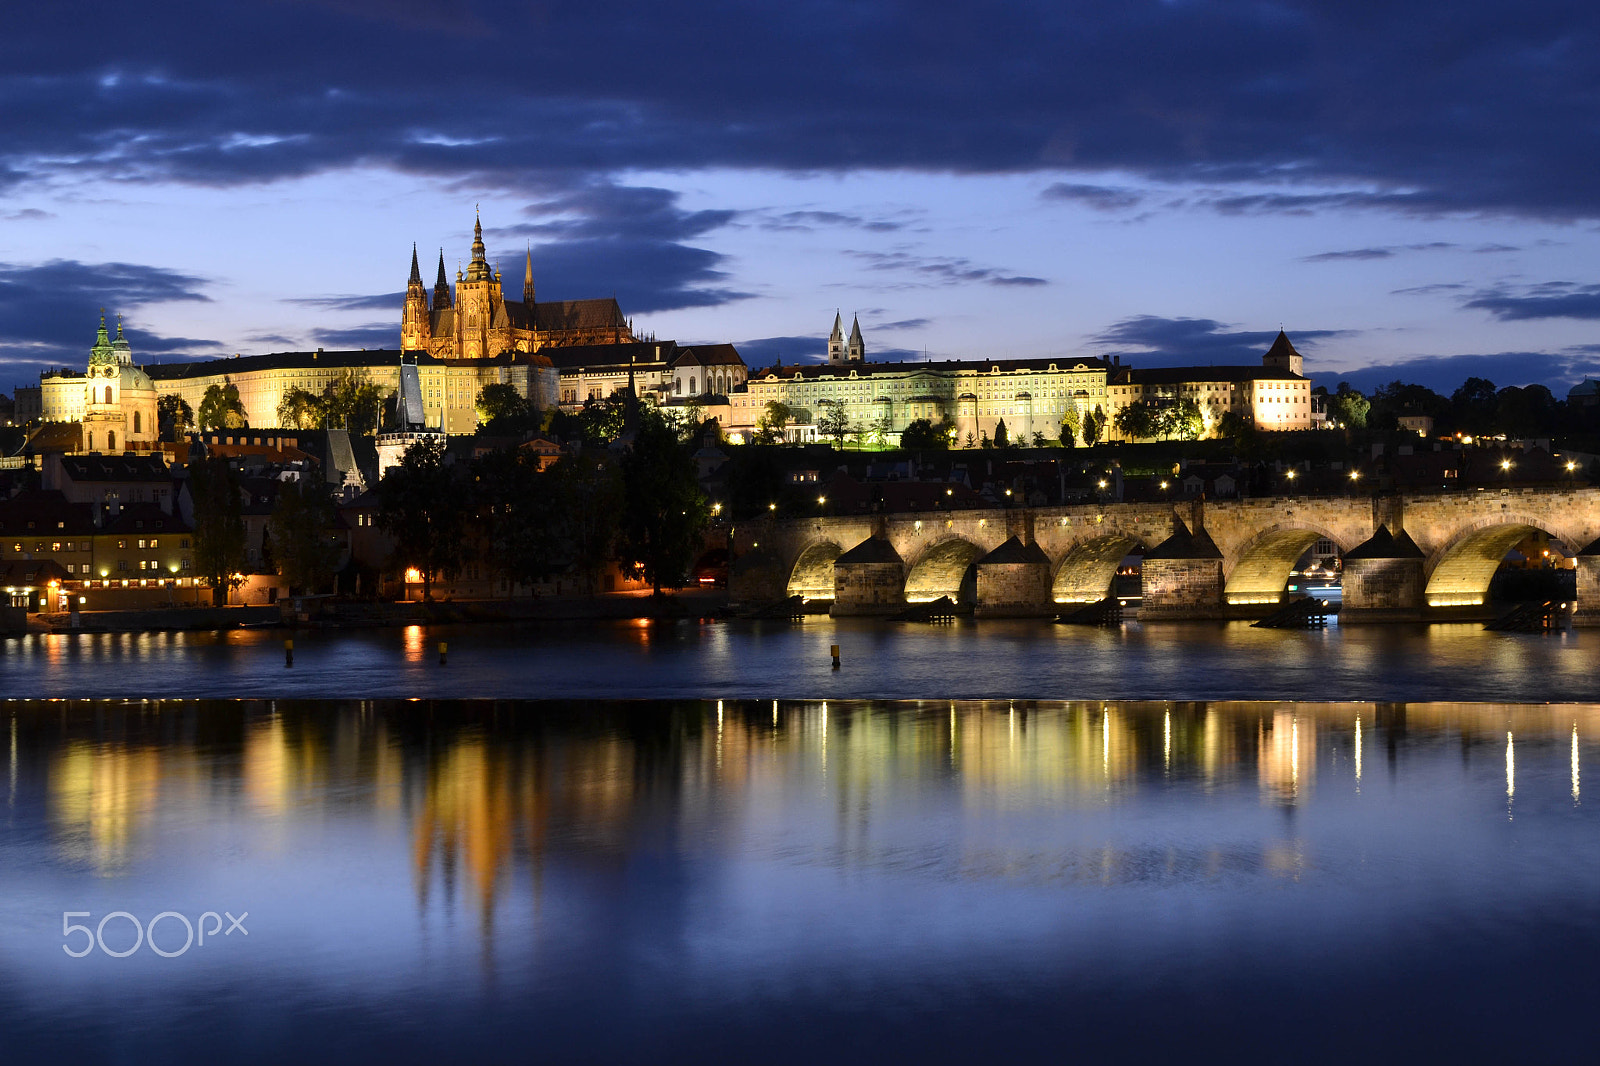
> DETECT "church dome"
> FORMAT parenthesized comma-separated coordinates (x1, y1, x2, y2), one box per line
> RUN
(120, 363, 156, 394)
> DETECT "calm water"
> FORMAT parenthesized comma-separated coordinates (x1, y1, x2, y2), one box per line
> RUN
(2, 616, 1598, 701)
(1, 699, 1598, 1063)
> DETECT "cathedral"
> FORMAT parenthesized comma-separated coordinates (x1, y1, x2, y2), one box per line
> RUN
(401, 212, 634, 359)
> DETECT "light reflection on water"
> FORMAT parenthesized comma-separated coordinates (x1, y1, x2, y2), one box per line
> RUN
(1, 699, 1599, 1062)
(2, 617, 1599, 701)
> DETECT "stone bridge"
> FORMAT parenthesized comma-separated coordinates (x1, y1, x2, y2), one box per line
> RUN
(728, 488, 1600, 623)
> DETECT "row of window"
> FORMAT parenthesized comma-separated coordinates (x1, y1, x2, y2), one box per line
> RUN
(11, 537, 189, 552)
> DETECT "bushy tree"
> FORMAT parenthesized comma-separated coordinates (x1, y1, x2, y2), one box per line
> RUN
(188, 452, 247, 606)
(1450, 377, 1498, 436)
(993, 418, 1010, 449)
(158, 395, 194, 442)
(377, 438, 466, 602)
(618, 411, 710, 595)
(1157, 398, 1204, 441)
(546, 452, 624, 593)
(1328, 383, 1370, 430)
(899, 418, 946, 450)
(276, 387, 323, 431)
(817, 400, 851, 448)
(320, 372, 386, 435)
(1082, 406, 1103, 447)
(268, 476, 343, 594)
(1114, 403, 1156, 442)
(198, 383, 248, 430)
(475, 383, 531, 429)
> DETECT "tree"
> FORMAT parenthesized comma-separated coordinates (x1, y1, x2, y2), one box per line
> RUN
(475, 382, 531, 429)
(817, 399, 851, 448)
(546, 452, 624, 593)
(1031, 431, 1048, 448)
(268, 476, 343, 594)
(157, 395, 194, 442)
(1082, 406, 1103, 447)
(198, 383, 248, 430)
(1158, 398, 1203, 441)
(754, 400, 792, 445)
(377, 438, 467, 602)
(577, 395, 629, 445)
(1328, 383, 1370, 430)
(993, 418, 1010, 449)
(320, 372, 387, 435)
(276, 387, 323, 431)
(1114, 403, 1156, 442)
(865, 412, 893, 447)
(1450, 376, 1498, 436)
(899, 418, 946, 450)
(618, 412, 710, 595)
(1059, 419, 1077, 448)
(188, 452, 247, 606)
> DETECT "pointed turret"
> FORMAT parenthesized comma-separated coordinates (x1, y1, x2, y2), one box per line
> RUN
(89, 311, 116, 367)
(408, 243, 422, 286)
(828, 311, 845, 364)
(848, 315, 865, 362)
(1263, 329, 1304, 376)
(111, 314, 132, 364)
(434, 250, 452, 309)
(523, 247, 535, 305)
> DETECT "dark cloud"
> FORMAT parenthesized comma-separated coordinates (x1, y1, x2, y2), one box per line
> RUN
(1311, 350, 1600, 396)
(288, 291, 403, 312)
(1092, 315, 1345, 366)
(1464, 282, 1600, 321)
(757, 210, 909, 233)
(306, 323, 396, 349)
(872, 317, 931, 330)
(0, 259, 221, 375)
(1393, 282, 1469, 296)
(8, 3, 1600, 218)
(3, 208, 53, 221)
(734, 335, 825, 367)
(847, 251, 1047, 288)
(1040, 183, 1144, 211)
(1300, 242, 1456, 263)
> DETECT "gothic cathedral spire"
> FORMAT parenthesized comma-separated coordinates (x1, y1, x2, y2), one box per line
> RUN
(434, 250, 452, 309)
(401, 242, 432, 352)
(847, 315, 865, 362)
(828, 311, 845, 364)
(523, 247, 535, 305)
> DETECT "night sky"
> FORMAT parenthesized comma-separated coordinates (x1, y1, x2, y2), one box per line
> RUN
(3, 1, 1599, 395)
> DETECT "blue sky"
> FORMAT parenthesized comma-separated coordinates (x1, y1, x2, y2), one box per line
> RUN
(3, 1, 1600, 396)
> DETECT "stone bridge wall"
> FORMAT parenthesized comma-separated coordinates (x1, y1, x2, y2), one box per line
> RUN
(728, 487, 1600, 622)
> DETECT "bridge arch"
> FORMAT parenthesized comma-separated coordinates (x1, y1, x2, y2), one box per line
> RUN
(1052, 533, 1145, 603)
(787, 541, 843, 599)
(1224, 523, 1348, 606)
(1424, 514, 1578, 608)
(905, 537, 983, 603)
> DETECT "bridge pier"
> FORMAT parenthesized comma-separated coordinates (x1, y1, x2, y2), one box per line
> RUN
(831, 537, 906, 616)
(1138, 518, 1225, 620)
(1339, 526, 1425, 623)
(974, 536, 1055, 617)
(1572, 544, 1600, 627)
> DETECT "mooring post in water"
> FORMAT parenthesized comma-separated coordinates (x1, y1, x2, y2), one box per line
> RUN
(285, 638, 293, 667)
(831, 644, 840, 670)
(439, 641, 448, 666)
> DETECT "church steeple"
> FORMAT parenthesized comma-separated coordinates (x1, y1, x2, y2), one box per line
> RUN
(402, 243, 432, 351)
(434, 249, 452, 309)
(828, 311, 845, 364)
(465, 207, 491, 281)
(847, 315, 865, 362)
(523, 247, 535, 305)
(89, 311, 116, 367)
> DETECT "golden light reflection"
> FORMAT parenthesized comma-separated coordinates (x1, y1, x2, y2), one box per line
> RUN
(1506, 731, 1515, 808)
(1163, 710, 1171, 774)
(1259, 712, 1313, 802)
(1354, 714, 1362, 791)
(1572, 724, 1580, 804)
(403, 624, 425, 662)
(51, 742, 164, 875)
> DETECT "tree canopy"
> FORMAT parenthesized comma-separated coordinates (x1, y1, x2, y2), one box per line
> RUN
(198, 383, 248, 430)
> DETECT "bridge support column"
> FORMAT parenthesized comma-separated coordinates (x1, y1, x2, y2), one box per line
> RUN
(831, 537, 905, 616)
(1138, 518, 1224, 621)
(1571, 549, 1600, 627)
(975, 536, 1054, 617)
(1339, 526, 1425, 623)
(729, 545, 787, 607)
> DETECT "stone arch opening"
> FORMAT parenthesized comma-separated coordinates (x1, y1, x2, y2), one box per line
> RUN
(905, 538, 982, 603)
(788, 541, 843, 600)
(1424, 519, 1576, 608)
(1224, 526, 1346, 606)
(1052, 534, 1142, 603)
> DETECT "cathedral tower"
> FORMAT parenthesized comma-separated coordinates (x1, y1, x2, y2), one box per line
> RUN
(847, 315, 865, 362)
(828, 312, 845, 364)
(454, 210, 502, 360)
(401, 244, 431, 351)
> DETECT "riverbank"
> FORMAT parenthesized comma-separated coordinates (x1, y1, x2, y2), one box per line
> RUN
(22, 589, 731, 635)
